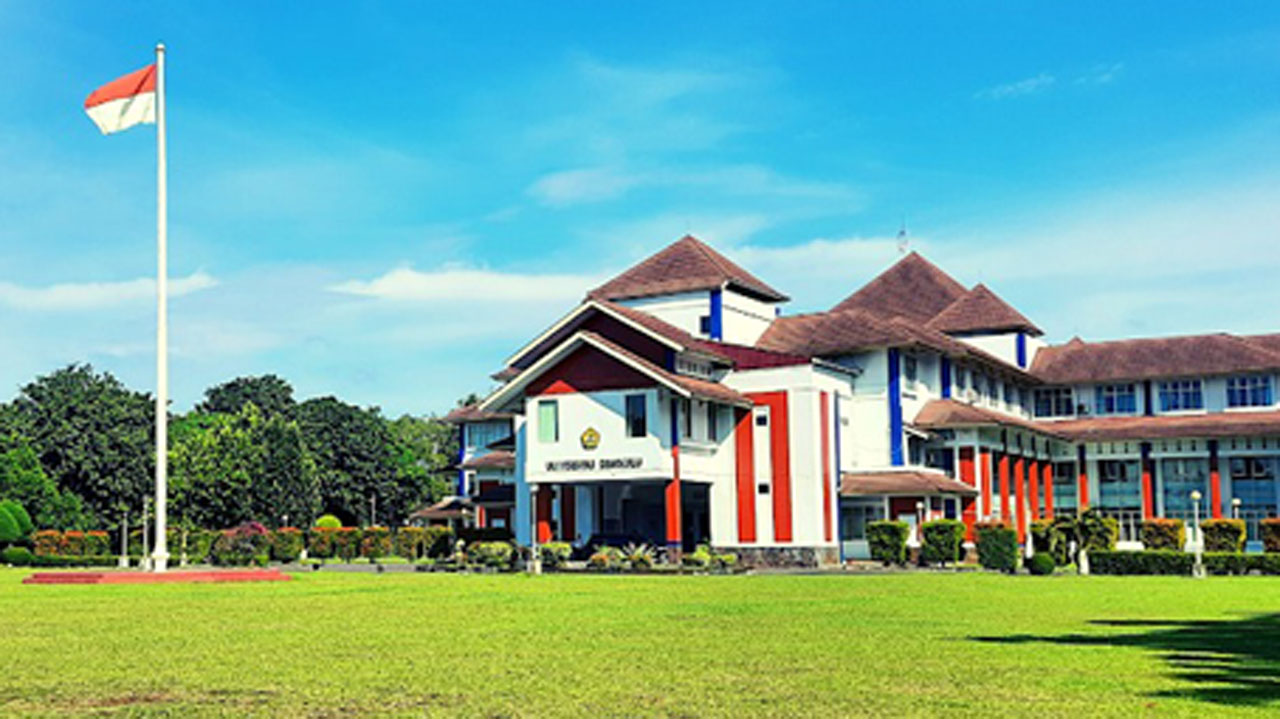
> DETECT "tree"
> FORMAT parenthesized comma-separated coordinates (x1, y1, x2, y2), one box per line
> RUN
(297, 397, 400, 526)
(5, 365, 153, 526)
(196, 374, 296, 419)
(170, 409, 260, 529)
(387, 414, 456, 510)
(252, 412, 319, 527)
(0, 434, 86, 530)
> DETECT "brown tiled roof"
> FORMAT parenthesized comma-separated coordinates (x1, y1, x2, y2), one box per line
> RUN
(589, 235, 788, 303)
(926, 283, 1042, 336)
(1049, 411, 1280, 442)
(913, 399, 1062, 438)
(444, 405, 515, 424)
(831, 252, 967, 322)
(1030, 333, 1280, 384)
(578, 331, 752, 407)
(594, 299, 731, 362)
(839, 470, 978, 496)
(702, 342, 811, 370)
(459, 450, 515, 471)
(409, 496, 474, 520)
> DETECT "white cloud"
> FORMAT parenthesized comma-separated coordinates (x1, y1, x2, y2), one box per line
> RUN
(528, 164, 859, 208)
(528, 167, 642, 206)
(976, 73, 1056, 100)
(1075, 62, 1124, 85)
(328, 266, 600, 303)
(0, 271, 217, 311)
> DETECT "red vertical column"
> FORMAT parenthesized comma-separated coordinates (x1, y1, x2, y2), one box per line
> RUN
(1029, 458, 1041, 522)
(999, 452, 1011, 522)
(1077, 444, 1090, 510)
(560, 485, 576, 542)
(535, 486, 554, 543)
(980, 448, 992, 519)
(1208, 440, 1222, 519)
(734, 408, 757, 543)
(1014, 456, 1026, 543)
(959, 447, 977, 542)
(1042, 461, 1055, 519)
(1140, 442, 1155, 520)
(820, 392, 833, 543)
(666, 461, 682, 551)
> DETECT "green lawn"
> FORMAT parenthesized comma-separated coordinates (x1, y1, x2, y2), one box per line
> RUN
(2, 569, 1279, 717)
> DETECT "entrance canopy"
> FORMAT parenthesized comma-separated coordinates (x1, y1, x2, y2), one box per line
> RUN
(840, 469, 978, 497)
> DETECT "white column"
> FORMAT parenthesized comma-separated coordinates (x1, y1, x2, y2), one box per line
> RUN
(151, 43, 170, 572)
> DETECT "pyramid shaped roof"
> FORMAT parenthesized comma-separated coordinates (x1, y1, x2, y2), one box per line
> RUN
(830, 252, 967, 323)
(926, 283, 1043, 336)
(589, 235, 789, 303)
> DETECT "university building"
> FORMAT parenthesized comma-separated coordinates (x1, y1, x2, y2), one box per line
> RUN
(447, 235, 1280, 564)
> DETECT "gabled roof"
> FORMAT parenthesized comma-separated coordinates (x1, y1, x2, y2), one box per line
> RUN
(912, 399, 1062, 438)
(1049, 410, 1280, 442)
(839, 469, 978, 496)
(1030, 333, 1280, 384)
(926, 283, 1043, 336)
(588, 235, 789, 303)
(444, 405, 515, 424)
(459, 450, 516, 471)
(831, 252, 968, 322)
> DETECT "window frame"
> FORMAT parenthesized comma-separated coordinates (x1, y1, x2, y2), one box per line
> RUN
(1227, 375, 1274, 408)
(1157, 379, 1204, 412)
(1094, 383, 1138, 416)
(624, 393, 647, 438)
(537, 399, 559, 444)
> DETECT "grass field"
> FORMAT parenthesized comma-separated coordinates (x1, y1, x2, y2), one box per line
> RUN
(3, 569, 1279, 717)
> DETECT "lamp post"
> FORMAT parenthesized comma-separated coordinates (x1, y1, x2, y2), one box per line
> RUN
(1191, 490, 1205, 579)
(1232, 497, 1242, 520)
(528, 484, 542, 575)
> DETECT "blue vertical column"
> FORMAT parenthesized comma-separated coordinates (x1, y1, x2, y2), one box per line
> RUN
(888, 348, 904, 466)
(709, 289, 724, 341)
(456, 424, 467, 495)
(940, 356, 952, 399)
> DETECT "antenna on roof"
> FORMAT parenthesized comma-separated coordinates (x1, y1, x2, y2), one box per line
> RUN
(896, 215, 910, 255)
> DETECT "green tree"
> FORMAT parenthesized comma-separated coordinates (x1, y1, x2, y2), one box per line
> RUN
(196, 374, 296, 419)
(5, 365, 153, 526)
(297, 397, 400, 526)
(252, 412, 319, 527)
(170, 408, 261, 529)
(387, 414, 456, 510)
(0, 434, 86, 530)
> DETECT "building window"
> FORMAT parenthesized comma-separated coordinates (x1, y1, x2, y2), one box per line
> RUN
(1161, 458, 1208, 515)
(1158, 380, 1203, 412)
(903, 354, 918, 383)
(1227, 375, 1273, 408)
(1034, 388, 1074, 418)
(698, 315, 712, 336)
(1094, 384, 1137, 415)
(625, 394, 646, 438)
(707, 403, 718, 440)
(537, 400, 558, 443)
(681, 398, 693, 439)
(954, 365, 968, 390)
(1003, 383, 1017, 406)
(755, 408, 769, 426)
(1052, 462, 1078, 512)
(1097, 459, 1141, 510)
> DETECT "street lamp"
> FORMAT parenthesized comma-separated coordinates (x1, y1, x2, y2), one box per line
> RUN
(915, 500, 925, 548)
(1232, 497, 1242, 520)
(1190, 490, 1205, 579)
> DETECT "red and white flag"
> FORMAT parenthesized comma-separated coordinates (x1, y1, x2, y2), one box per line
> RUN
(84, 64, 157, 135)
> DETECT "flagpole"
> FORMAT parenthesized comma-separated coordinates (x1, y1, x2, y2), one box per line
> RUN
(152, 42, 170, 572)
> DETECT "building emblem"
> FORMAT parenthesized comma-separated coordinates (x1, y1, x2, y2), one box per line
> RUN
(580, 427, 601, 450)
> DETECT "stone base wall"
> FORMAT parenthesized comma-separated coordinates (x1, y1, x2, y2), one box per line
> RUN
(721, 546, 840, 569)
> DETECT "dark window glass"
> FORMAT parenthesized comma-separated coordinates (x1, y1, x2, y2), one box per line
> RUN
(625, 394, 646, 438)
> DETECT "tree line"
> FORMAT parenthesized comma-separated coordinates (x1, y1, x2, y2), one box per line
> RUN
(0, 366, 458, 533)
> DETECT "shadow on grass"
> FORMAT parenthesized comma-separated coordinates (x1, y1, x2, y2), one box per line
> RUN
(972, 614, 1280, 706)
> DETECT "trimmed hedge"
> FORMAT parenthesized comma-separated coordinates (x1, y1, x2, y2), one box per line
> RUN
(360, 526, 392, 559)
(867, 520, 909, 566)
(0, 500, 33, 536)
(32, 530, 62, 556)
(62, 530, 86, 556)
(1028, 552, 1055, 576)
(458, 527, 514, 545)
(540, 541, 572, 568)
(271, 527, 305, 562)
(333, 527, 362, 561)
(0, 507, 21, 545)
(1140, 518, 1185, 551)
(468, 541, 514, 568)
(921, 519, 965, 566)
(1090, 550, 1194, 575)
(1, 546, 33, 565)
(1078, 509, 1118, 552)
(1261, 519, 1280, 554)
(1204, 552, 1280, 575)
(308, 527, 337, 558)
(394, 526, 425, 559)
(85, 531, 110, 557)
(975, 521, 1018, 573)
(423, 526, 455, 558)
(315, 514, 342, 530)
(1, 550, 116, 568)
(211, 522, 271, 566)
(1201, 519, 1245, 553)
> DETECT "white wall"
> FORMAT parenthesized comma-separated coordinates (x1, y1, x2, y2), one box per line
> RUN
(525, 389, 672, 485)
(721, 290, 777, 345)
(617, 291, 709, 340)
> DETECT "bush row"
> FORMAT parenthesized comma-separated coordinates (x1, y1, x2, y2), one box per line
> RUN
(0, 547, 117, 567)
(1091, 550, 1280, 576)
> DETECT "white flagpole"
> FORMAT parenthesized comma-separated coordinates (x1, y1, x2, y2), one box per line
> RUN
(152, 42, 170, 572)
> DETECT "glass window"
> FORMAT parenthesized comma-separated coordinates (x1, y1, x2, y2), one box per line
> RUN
(1158, 380, 1203, 412)
(1227, 375, 1274, 408)
(698, 315, 712, 336)
(625, 394, 646, 438)
(1161, 458, 1208, 514)
(1094, 384, 1137, 415)
(1034, 388, 1074, 418)
(537, 400, 558, 444)
(707, 403, 718, 440)
(1098, 459, 1141, 510)
(681, 399, 693, 439)
(954, 365, 967, 390)
(903, 354, 918, 383)
(1003, 383, 1017, 406)
(1052, 462, 1078, 512)
(1229, 457, 1278, 518)
(840, 498, 885, 541)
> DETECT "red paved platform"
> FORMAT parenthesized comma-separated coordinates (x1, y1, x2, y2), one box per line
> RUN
(23, 569, 291, 585)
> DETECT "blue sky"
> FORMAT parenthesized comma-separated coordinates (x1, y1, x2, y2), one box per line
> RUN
(3, 2, 1280, 416)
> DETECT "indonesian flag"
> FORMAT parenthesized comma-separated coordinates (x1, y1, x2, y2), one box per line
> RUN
(84, 64, 157, 135)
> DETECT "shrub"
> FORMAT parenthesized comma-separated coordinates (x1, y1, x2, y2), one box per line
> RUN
(1032, 519, 1073, 566)
(271, 527, 305, 562)
(32, 530, 62, 556)
(360, 526, 392, 559)
(0, 507, 20, 545)
(975, 521, 1018, 573)
(867, 520, 909, 566)
(1077, 509, 1118, 552)
(468, 541, 514, 568)
(1090, 550, 1194, 576)
(1140, 518, 1185, 551)
(540, 541, 572, 568)
(1028, 552, 1056, 576)
(211, 522, 271, 566)
(421, 526, 455, 558)
(622, 542, 657, 570)
(1260, 519, 1280, 554)
(61, 530, 86, 556)
(185, 529, 218, 564)
(0, 500, 33, 537)
(458, 527, 514, 544)
(333, 527, 362, 561)
(588, 545, 623, 571)
(84, 530, 110, 557)
(315, 514, 342, 530)
(1201, 519, 1246, 553)
(713, 552, 738, 570)
(1204, 552, 1280, 575)
(394, 526, 425, 559)
(682, 546, 712, 569)
(1, 546, 34, 566)
(308, 527, 337, 559)
(921, 519, 965, 566)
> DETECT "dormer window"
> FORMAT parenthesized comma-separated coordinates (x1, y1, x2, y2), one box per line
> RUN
(1094, 384, 1137, 415)
(1158, 380, 1203, 412)
(1227, 375, 1273, 408)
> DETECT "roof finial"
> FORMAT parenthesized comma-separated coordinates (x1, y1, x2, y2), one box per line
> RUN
(896, 215, 910, 255)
